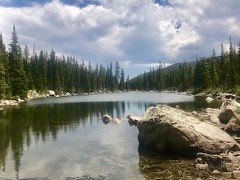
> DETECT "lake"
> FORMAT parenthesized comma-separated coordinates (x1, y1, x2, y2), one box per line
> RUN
(0, 92, 219, 179)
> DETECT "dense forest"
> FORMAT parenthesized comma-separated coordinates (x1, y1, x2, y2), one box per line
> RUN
(129, 37, 240, 94)
(0, 26, 129, 99)
(1, 26, 240, 99)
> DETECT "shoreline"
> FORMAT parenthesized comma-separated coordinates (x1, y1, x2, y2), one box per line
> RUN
(1, 90, 239, 109)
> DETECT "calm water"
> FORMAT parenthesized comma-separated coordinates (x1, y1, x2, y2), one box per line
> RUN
(0, 92, 219, 179)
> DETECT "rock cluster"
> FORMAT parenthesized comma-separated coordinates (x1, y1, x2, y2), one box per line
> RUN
(130, 98, 240, 178)
(196, 151, 240, 178)
(0, 99, 21, 106)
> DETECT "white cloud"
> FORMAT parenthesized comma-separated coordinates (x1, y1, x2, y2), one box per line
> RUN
(0, 0, 240, 76)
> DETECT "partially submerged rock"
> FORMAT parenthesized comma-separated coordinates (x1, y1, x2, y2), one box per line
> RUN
(114, 118, 123, 124)
(138, 105, 240, 155)
(127, 114, 142, 126)
(102, 115, 113, 124)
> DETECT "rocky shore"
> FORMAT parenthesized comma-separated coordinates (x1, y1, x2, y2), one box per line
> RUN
(127, 98, 240, 179)
(0, 90, 76, 108)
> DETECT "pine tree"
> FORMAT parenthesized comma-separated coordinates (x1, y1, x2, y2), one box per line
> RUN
(126, 75, 130, 90)
(220, 43, 226, 86)
(193, 60, 203, 89)
(9, 25, 19, 54)
(0, 50, 7, 98)
(23, 45, 34, 90)
(9, 26, 28, 98)
(210, 49, 218, 88)
(229, 36, 236, 88)
(114, 62, 120, 90)
(119, 68, 125, 90)
(0, 33, 8, 98)
(237, 43, 240, 84)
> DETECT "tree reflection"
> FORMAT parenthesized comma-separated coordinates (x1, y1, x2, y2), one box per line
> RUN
(0, 97, 206, 178)
(0, 101, 130, 177)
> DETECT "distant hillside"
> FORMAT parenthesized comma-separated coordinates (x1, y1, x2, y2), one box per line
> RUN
(129, 60, 196, 91)
(130, 60, 196, 81)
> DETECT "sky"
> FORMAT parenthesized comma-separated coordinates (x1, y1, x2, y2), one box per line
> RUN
(0, 0, 240, 77)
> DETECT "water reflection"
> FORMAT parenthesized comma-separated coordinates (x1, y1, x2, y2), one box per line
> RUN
(0, 101, 130, 177)
(0, 92, 207, 179)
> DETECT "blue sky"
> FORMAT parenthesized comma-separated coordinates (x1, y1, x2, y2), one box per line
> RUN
(0, 0, 101, 7)
(0, 0, 240, 77)
(0, 0, 170, 7)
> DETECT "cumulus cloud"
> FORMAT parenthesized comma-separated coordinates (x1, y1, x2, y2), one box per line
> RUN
(0, 0, 239, 76)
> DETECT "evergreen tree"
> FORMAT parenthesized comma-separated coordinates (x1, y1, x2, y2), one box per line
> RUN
(0, 49, 7, 98)
(229, 36, 236, 88)
(119, 68, 125, 90)
(0, 33, 8, 98)
(126, 75, 130, 90)
(210, 49, 218, 88)
(114, 62, 120, 90)
(238, 43, 240, 84)
(23, 45, 34, 90)
(9, 26, 28, 98)
(9, 25, 19, 53)
(220, 43, 226, 86)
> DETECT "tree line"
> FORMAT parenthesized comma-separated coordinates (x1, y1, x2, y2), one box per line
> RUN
(0, 26, 128, 99)
(129, 37, 240, 94)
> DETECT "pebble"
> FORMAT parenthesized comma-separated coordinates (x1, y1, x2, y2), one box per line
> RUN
(213, 169, 220, 175)
(195, 163, 208, 170)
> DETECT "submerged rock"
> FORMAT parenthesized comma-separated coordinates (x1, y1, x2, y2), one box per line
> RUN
(138, 105, 240, 155)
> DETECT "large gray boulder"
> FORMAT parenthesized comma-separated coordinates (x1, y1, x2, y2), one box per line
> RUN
(138, 105, 240, 155)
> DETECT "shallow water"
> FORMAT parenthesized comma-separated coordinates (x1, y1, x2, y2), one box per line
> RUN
(0, 92, 219, 179)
